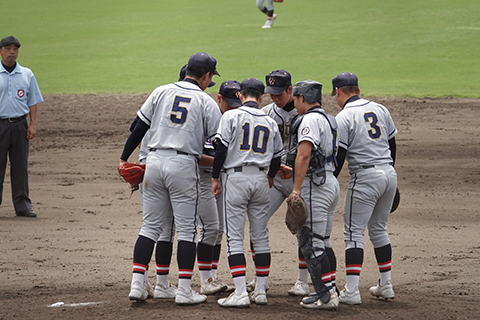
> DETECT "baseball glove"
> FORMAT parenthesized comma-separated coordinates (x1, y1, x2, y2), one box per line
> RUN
(118, 163, 146, 198)
(285, 192, 308, 235)
(390, 187, 400, 213)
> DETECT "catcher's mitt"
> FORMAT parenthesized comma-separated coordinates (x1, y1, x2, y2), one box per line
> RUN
(285, 192, 308, 235)
(118, 163, 146, 198)
(390, 187, 400, 213)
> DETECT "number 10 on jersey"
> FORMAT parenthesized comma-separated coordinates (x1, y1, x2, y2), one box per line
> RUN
(239, 122, 270, 154)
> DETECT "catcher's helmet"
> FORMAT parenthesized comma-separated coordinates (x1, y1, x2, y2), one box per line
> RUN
(292, 80, 323, 104)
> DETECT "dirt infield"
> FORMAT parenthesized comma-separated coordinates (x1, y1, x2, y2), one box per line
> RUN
(1, 94, 479, 319)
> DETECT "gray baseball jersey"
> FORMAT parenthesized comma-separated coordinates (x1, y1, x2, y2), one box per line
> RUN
(216, 103, 282, 256)
(138, 80, 221, 244)
(336, 97, 397, 250)
(295, 109, 339, 251)
(216, 106, 283, 169)
(336, 98, 397, 173)
(138, 81, 221, 158)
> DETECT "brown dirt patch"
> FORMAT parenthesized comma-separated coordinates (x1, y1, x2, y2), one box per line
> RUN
(1, 94, 479, 319)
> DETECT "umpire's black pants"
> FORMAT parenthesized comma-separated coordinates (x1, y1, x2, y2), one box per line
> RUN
(0, 117, 31, 214)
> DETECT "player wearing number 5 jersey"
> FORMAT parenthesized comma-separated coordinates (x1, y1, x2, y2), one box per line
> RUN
(120, 52, 222, 305)
(212, 78, 283, 308)
(332, 72, 397, 305)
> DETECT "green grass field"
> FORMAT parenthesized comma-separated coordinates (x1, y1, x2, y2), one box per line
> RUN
(2, 0, 479, 97)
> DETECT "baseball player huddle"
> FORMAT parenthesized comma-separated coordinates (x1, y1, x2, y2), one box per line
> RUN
(119, 52, 398, 310)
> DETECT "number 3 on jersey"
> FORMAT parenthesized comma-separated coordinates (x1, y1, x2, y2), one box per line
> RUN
(170, 96, 191, 125)
(240, 122, 270, 154)
(364, 112, 382, 139)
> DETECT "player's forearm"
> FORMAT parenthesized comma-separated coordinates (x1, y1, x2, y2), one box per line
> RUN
(267, 156, 281, 178)
(120, 119, 149, 161)
(388, 137, 396, 166)
(212, 140, 227, 179)
(198, 154, 214, 167)
(292, 141, 312, 193)
(293, 155, 309, 194)
(334, 147, 347, 177)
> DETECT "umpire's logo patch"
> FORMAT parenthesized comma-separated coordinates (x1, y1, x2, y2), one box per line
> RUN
(17, 89, 25, 98)
(301, 126, 310, 136)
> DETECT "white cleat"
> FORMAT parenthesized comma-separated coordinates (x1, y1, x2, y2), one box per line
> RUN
(129, 281, 147, 302)
(218, 291, 250, 308)
(201, 277, 227, 295)
(301, 291, 339, 310)
(262, 14, 277, 28)
(339, 285, 362, 305)
(288, 280, 309, 296)
(175, 289, 207, 305)
(250, 290, 268, 305)
(369, 280, 395, 300)
(154, 283, 177, 299)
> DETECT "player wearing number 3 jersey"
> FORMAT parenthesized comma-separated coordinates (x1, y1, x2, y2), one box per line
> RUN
(332, 72, 397, 305)
(120, 52, 222, 305)
(212, 78, 283, 308)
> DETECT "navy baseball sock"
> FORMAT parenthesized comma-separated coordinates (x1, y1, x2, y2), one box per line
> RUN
(133, 235, 155, 269)
(197, 242, 214, 282)
(326, 247, 337, 290)
(374, 244, 392, 285)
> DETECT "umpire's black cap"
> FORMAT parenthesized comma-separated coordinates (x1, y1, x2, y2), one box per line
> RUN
(331, 72, 358, 96)
(240, 78, 265, 94)
(0, 35, 21, 48)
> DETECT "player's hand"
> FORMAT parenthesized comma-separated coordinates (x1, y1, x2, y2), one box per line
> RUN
(211, 178, 221, 196)
(268, 175, 274, 188)
(119, 159, 129, 167)
(278, 164, 293, 179)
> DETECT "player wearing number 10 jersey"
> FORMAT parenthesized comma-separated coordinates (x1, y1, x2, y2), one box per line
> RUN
(211, 78, 283, 308)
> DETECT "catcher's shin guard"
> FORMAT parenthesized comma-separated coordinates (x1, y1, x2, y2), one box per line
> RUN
(298, 227, 330, 304)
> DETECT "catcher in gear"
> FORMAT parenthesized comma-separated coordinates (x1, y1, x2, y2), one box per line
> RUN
(280, 80, 340, 310)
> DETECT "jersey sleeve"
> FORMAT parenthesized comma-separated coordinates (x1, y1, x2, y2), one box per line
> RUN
(216, 112, 233, 147)
(272, 123, 284, 157)
(382, 106, 397, 140)
(137, 91, 156, 127)
(203, 96, 222, 140)
(296, 114, 317, 147)
(335, 111, 350, 150)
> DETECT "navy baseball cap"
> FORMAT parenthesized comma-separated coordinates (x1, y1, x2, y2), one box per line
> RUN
(265, 69, 292, 95)
(240, 78, 265, 94)
(188, 52, 220, 76)
(219, 80, 242, 107)
(331, 72, 358, 95)
(179, 64, 215, 87)
(0, 35, 21, 48)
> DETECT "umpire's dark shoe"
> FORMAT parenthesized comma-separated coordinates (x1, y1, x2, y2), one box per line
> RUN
(16, 209, 37, 217)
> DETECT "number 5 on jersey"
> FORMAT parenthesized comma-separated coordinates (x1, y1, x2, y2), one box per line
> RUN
(170, 96, 192, 125)
(239, 122, 270, 154)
